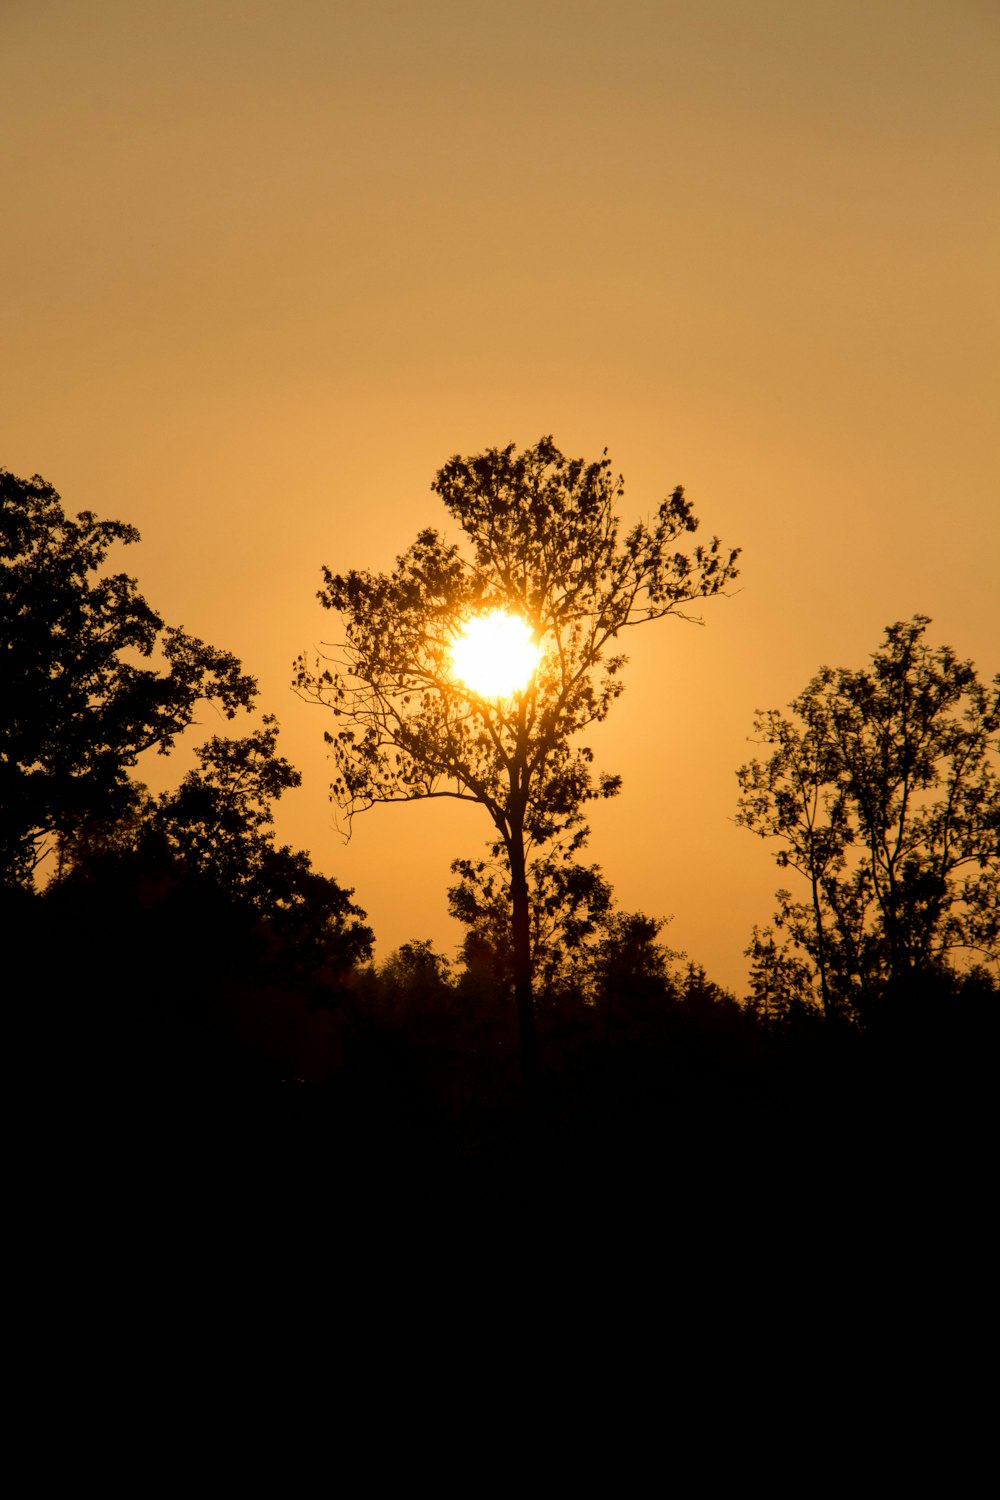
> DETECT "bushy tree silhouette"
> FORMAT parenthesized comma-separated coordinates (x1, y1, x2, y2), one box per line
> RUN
(742, 925, 817, 1027)
(53, 717, 374, 989)
(1, 469, 255, 887)
(2, 466, 372, 1101)
(296, 436, 739, 1088)
(150, 717, 373, 982)
(448, 842, 614, 998)
(737, 617, 999, 1020)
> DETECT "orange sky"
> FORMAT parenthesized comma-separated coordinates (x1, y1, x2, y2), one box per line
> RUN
(3, 0, 997, 992)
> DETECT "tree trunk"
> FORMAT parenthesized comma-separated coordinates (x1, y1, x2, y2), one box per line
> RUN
(508, 832, 540, 1101)
(810, 863, 833, 1018)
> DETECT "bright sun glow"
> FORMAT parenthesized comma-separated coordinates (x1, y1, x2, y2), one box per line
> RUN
(450, 610, 541, 698)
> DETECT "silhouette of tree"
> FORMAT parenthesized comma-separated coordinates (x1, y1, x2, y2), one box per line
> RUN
(736, 618, 999, 1019)
(152, 717, 300, 888)
(1, 469, 255, 887)
(743, 925, 816, 1027)
(53, 716, 374, 986)
(379, 940, 453, 1005)
(594, 911, 676, 1005)
(295, 436, 739, 1089)
(448, 842, 614, 998)
(151, 717, 373, 979)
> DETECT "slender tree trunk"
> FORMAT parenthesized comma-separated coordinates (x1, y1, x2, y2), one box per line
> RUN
(810, 863, 833, 1018)
(507, 830, 539, 1100)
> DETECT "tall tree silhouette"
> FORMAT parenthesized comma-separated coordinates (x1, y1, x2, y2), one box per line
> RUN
(736, 617, 999, 1018)
(1, 469, 255, 887)
(296, 436, 739, 1089)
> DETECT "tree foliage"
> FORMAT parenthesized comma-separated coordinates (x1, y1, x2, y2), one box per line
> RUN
(736, 618, 999, 1018)
(1, 469, 256, 886)
(378, 939, 453, 1002)
(54, 717, 374, 983)
(448, 843, 614, 997)
(297, 436, 737, 838)
(154, 719, 374, 972)
(295, 436, 739, 1081)
(742, 925, 818, 1027)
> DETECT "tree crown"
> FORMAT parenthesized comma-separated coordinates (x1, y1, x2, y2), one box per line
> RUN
(296, 436, 739, 859)
(1, 468, 256, 885)
(736, 616, 999, 1010)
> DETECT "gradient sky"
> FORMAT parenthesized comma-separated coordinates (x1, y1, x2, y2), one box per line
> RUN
(3, 0, 997, 991)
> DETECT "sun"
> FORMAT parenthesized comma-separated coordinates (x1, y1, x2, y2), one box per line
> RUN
(449, 610, 541, 698)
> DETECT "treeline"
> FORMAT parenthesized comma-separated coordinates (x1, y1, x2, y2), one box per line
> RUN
(3, 468, 997, 1183)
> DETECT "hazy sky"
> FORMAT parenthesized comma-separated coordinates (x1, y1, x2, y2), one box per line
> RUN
(3, 0, 997, 990)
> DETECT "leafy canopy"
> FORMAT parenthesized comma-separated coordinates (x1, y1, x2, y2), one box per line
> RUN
(448, 847, 615, 995)
(737, 617, 1000, 1014)
(51, 716, 374, 985)
(151, 717, 374, 974)
(295, 435, 740, 862)
(1, 469, 255, 886)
